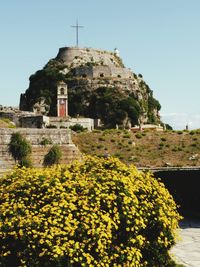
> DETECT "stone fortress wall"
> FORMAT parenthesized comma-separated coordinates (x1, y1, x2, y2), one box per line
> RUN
(74, 65, 133, 79)
(56, 47, 134, 79)
(56, 47, 122, 67)
(0, 128, 81, 176)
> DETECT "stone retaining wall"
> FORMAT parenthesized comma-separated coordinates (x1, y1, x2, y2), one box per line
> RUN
(0, 128, 81, 176)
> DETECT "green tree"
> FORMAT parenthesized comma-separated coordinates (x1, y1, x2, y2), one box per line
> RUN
(88, 87, 140, 127)
(8, 132, 32, 167)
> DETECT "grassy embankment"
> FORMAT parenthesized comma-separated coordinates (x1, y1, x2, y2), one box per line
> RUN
(0, 118, 15, 128)
(72, 129, 200, 168)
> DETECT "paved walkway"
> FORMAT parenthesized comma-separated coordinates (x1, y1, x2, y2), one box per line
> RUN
(171, 219, 200, 267)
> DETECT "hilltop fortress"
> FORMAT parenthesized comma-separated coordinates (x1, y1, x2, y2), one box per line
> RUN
(19, 46, 161, 128)
(56, 47, 133, 78)
(0, 46, 163, 175)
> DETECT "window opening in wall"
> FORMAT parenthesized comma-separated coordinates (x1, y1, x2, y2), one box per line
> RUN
(100, 73, 104, 77)
(82, 74, 87, 78)
(117, 75, 121, 78)
(60, 88, 65, 95)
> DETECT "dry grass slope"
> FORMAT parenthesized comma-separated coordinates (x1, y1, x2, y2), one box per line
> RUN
(72, 129, 200, 168)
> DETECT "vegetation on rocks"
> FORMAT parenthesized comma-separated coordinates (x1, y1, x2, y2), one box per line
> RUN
(20, 53, 161, 127)
(0, 156, 181, 266)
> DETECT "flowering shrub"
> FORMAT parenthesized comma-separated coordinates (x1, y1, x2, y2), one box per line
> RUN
(0, 156, 181, 266)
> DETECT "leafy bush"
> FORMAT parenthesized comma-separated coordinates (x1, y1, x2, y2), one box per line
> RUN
(99, 137, 106, 141)
(96, 144, 104, 149)
(69, 124, 86, 132)
(123, 133, 131, 139)
(135, 132, 142, 139)
(189, 130, 195, 135)
(40, 137, 52, 146)
(159, 142, 165, 148)
(0, 156, 181, 266)
(177, 131, 183, 135)
(164, 123, 173, 131)
(8, 132, 32, 167)
(43, 145, 62, 166)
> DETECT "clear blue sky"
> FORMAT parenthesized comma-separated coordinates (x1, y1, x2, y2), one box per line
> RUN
(1, 0, 200, 129)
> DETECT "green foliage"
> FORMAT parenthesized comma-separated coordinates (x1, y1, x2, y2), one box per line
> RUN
(148, 95, 161, 111)
(8, 132, 32, 167)
(21, 59, 66, 115)
(163, 123, 173, 130)
(99, 136, 106, 141)
(1, 117, 11, 123)
(147, 95, 161, 124)
(0, 118, 16, 128)
(0, 156, 181, 266)
(43, 145, 62, 166)
(123, 133, 131, 138)
(135, 132, 142, 139)
(88, 87, 140, 127)
(177, 131, 183, 135)
(40, 137, 52, 146)
(69, 124, 86, 132)
(21, 56, 161, 125)
(189, 130, 195, 135)
(19, 157, 32, 168)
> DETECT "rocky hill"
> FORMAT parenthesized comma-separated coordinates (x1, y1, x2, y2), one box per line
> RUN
(20, 47, 161, 128)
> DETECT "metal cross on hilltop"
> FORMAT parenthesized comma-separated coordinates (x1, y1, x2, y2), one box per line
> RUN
(71, 20, 84, 47)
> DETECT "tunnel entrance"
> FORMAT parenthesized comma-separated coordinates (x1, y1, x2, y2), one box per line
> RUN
(154, 169, 200, 218)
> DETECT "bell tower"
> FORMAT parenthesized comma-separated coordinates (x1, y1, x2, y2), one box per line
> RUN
(57, 81, 68, 117)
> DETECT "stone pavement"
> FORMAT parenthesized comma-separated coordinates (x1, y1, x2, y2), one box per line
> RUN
(171, 219, 200, 267)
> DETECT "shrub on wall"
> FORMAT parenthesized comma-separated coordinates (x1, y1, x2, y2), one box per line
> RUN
(0, 156, 181, 266)
(43, 145, 62, 166)
(40, 137, 52, 146)
(8, 132, 32, 167)
(69, 123, 86, 132)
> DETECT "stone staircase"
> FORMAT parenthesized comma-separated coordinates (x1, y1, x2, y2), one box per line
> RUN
(31, 144, 81, 167)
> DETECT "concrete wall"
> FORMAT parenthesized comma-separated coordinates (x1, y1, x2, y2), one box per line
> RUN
(0, 128, 81, 176)
(0, 111, 36, 127)
(69, 118, 94, 131)
(20, 116, 50, 128)
(49, 117, 94, 131)
(0, 128, 73, 145)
